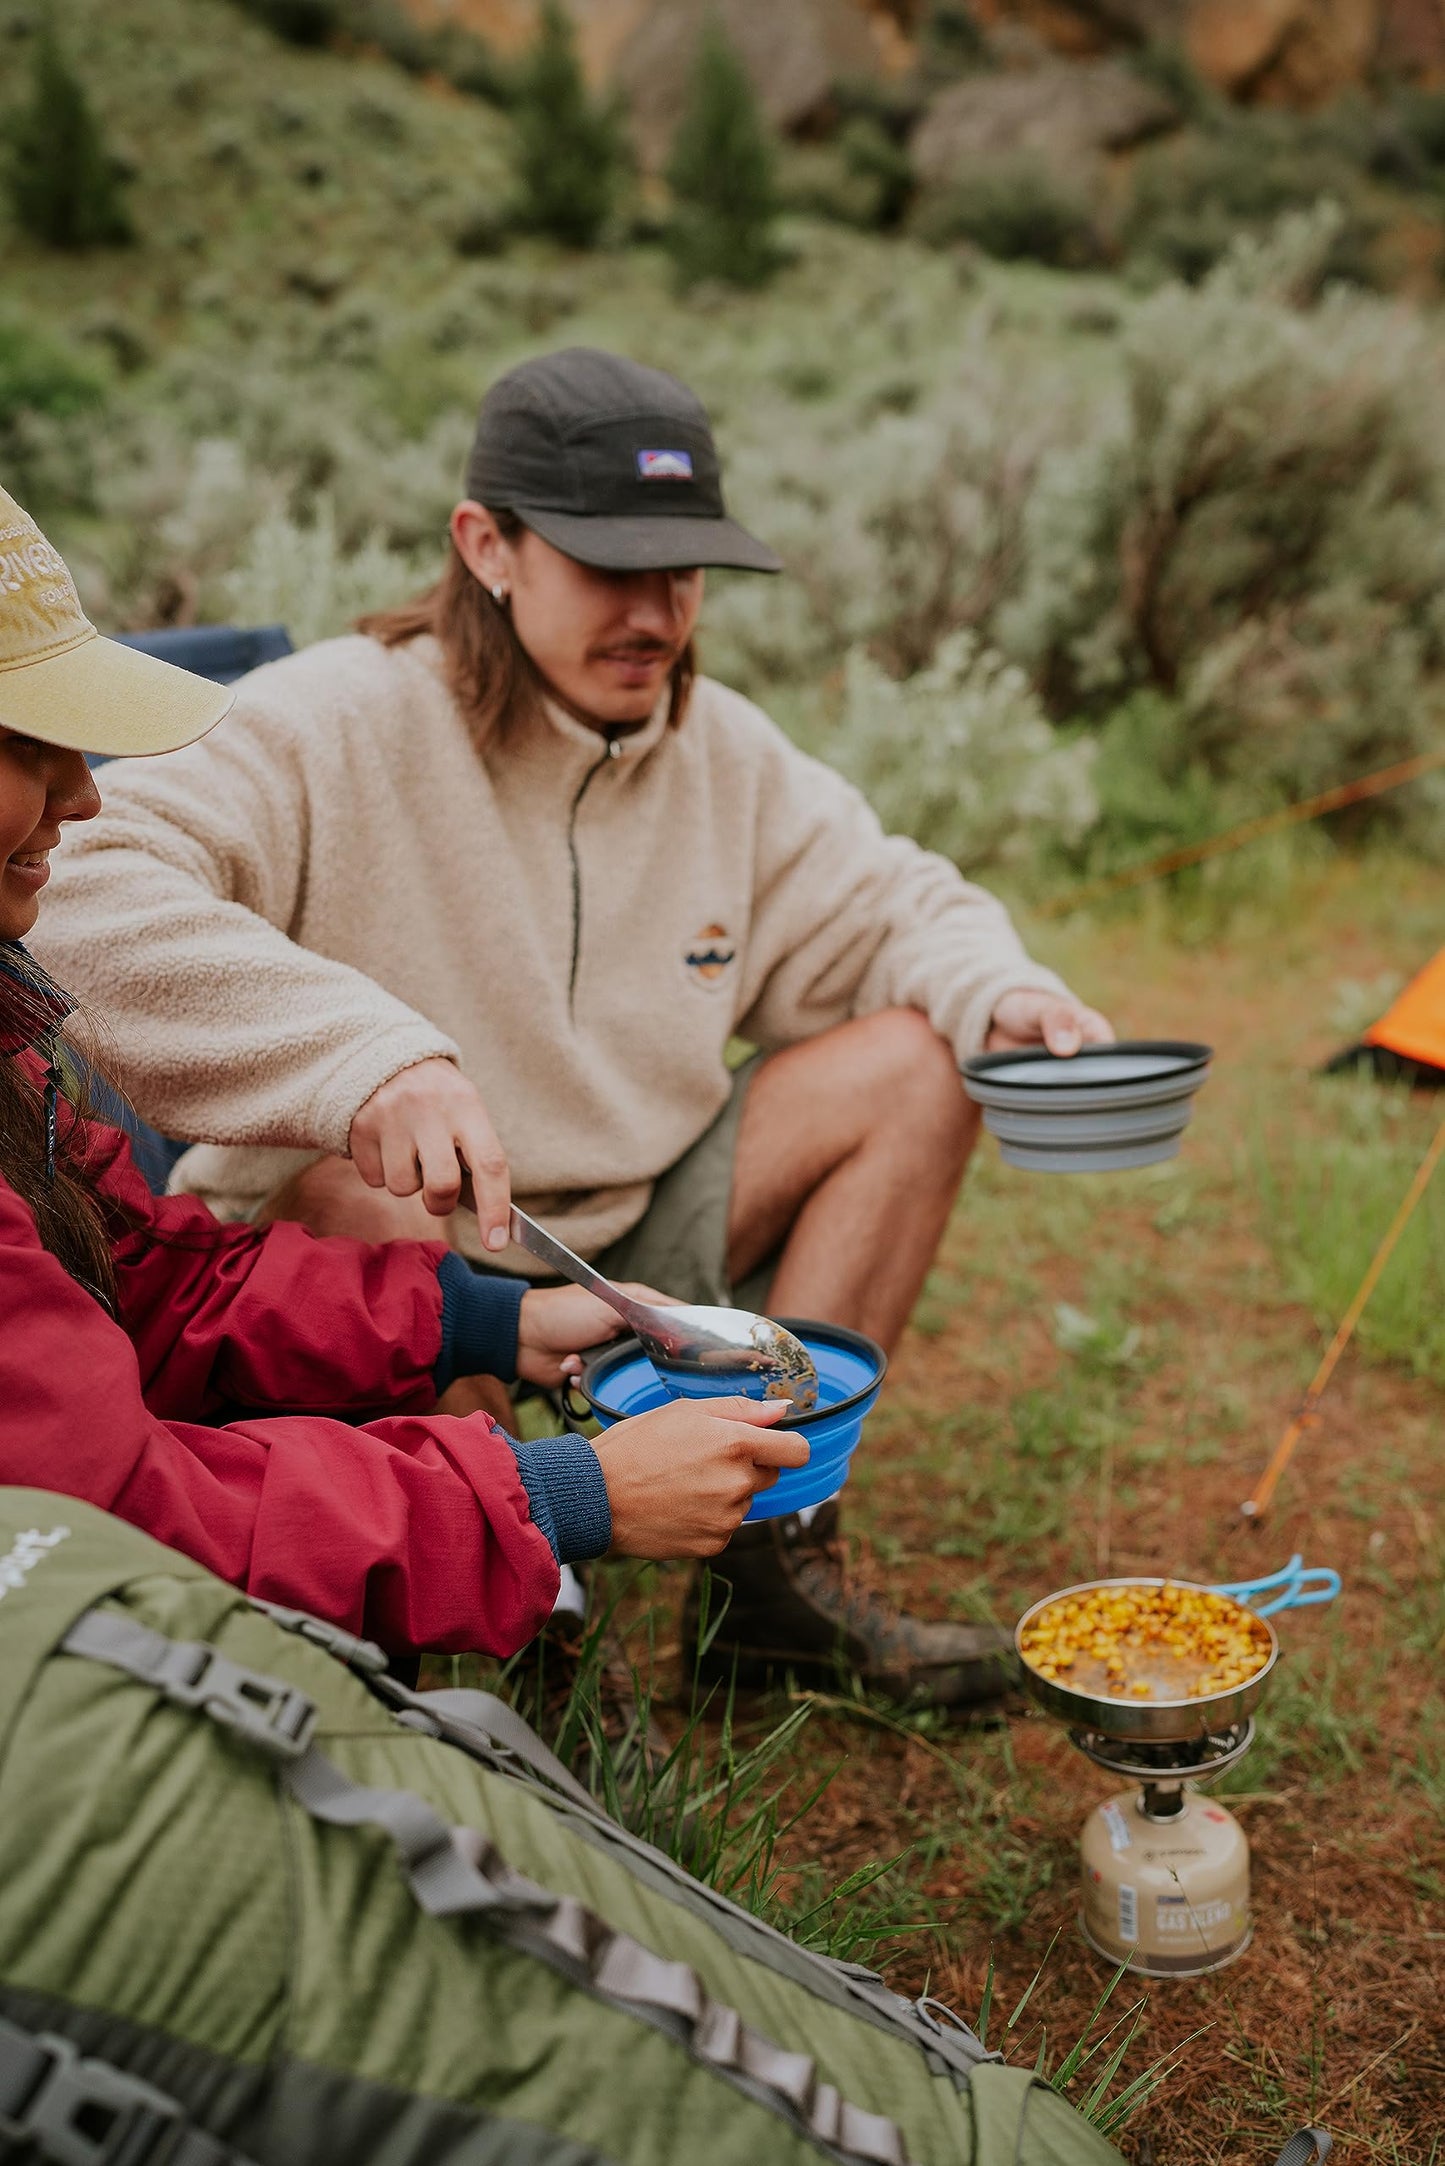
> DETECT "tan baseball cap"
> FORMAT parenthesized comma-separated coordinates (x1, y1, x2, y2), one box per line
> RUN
(0, 484, 233, 756)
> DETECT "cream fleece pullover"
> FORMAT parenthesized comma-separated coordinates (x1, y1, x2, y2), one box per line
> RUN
(38, 634, 1070, 1259)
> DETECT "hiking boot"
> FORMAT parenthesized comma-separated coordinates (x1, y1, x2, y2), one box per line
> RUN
(683, 1503, 1017, 1713)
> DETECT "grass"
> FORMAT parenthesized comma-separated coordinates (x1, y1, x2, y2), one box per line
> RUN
(1254, 1077, 1445, 1384)
(478, 848, 1445, 2163)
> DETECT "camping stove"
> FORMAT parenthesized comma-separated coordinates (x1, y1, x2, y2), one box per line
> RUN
(1073, 1719, 1255, 1977)
(1015, 1563, 1339, 1981)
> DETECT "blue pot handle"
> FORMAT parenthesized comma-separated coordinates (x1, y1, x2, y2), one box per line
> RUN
(1211, 1553, 1342, 1617)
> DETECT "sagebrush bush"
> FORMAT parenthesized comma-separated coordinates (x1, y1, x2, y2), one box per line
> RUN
(1123, 117, 1381, 287)
(916, 161, 1103, 269)
(825, 633, 1097, 870)
(0, 311, 108, 503)
(225, 498, 437, 647)
(1000, 206, 1445, 846)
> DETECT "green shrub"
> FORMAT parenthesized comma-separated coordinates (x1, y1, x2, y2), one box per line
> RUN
(665, 20, 782, 290)
(1002, 204, 1445, 846)
(1123, 117, 1381, 286)
(918, 1, 991, 87)
(224, 0, 512, 103)
(824, 632, 1098, 871)
(778, 122, 911, 232)
(916, 160, 1103, 269)
(838, 117, 913, 231)
(0, 312, 107, 435)
(226, 0, 337, 43)
(511, 0, 624, 247)
(6, 27, 133, 249)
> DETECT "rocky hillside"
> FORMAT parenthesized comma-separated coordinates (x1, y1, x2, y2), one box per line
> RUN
(414, 0, 1445, 111)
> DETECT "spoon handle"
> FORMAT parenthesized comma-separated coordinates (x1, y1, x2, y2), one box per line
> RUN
(508, 1206, 651, 1332)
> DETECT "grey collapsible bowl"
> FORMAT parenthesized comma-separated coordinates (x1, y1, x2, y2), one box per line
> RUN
(961, 1041, 1212, 1172)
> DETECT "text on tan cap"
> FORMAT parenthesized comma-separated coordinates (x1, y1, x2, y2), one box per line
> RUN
(0, 483, 233, 758)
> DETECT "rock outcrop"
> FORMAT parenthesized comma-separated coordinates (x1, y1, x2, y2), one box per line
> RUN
(911, 56, 1177, 188)
(612, 0, 884, 166)
(409, 0, 1445, 113)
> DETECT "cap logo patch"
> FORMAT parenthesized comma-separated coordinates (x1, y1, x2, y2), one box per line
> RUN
(637, 448, 693, 481)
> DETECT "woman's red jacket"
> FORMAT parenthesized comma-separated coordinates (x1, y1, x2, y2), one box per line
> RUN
(0, 1117, 559, 1655)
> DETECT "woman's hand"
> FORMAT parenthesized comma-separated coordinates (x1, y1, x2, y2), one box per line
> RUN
(593, 1396, 809, 1558)
(349, 1059, 512, 1245)
(986, 989, 1114, 1058)
(516, 1283, 672, 1388)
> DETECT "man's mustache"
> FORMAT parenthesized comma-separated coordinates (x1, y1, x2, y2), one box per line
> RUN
(589, 640, 677, 663)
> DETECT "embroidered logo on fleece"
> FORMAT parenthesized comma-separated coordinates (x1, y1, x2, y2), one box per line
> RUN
(685, 924, 736, 989)
(0, 1524, 71, 1603)
(636, 449, 694, 481)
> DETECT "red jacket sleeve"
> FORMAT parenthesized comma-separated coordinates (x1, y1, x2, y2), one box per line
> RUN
(84, 1118, 451, 1421)
(0, 1179, 559, 1656)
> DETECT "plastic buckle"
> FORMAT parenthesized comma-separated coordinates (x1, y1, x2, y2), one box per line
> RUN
(247, 1599, 389, 1676)
(157, 1641, 318, 1759)
(0, 2030, 184, 2166)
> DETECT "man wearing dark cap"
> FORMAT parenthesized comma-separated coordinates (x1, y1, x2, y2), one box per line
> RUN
(40, 348, 1111, 1711)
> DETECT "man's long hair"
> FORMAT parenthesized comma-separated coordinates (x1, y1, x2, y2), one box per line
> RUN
(356, 511, 696, 745)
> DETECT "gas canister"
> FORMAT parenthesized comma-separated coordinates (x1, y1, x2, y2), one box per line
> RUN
(1080, 1785, 1251, 1977)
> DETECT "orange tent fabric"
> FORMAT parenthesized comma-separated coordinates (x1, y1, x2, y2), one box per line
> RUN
(1365, 948, 1445, 1073)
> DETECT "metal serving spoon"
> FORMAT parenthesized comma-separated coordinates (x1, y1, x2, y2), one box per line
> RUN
(508, 1205, 819, 1414)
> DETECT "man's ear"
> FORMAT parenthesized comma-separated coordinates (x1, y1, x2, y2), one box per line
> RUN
(450, 500, 512, 591)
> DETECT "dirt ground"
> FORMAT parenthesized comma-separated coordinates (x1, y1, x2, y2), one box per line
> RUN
(701, 857, 1445, 2164)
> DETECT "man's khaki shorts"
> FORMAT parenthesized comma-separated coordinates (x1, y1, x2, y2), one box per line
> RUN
(593, 1054, 775, 1313)
(476, 1053, 776, 1315)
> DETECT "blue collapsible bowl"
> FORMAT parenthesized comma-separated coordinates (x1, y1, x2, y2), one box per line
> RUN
(578, 1318, 886, 1522)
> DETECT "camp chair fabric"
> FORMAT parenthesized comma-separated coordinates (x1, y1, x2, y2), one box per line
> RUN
(0, 1489, 1127, 2166)
(111, 624, 293, 688)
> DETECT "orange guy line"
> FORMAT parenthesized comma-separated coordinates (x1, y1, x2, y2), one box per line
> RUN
(1039, 745, 1445, 919)
(1242, 1110, 1445, 1519)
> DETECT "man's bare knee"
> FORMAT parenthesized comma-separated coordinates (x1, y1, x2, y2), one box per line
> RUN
(856, 1010, 974, 1140)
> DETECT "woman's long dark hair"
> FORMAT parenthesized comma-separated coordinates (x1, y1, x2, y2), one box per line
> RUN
(0, 950, 117, 1307)
(357, 515, 695, 745)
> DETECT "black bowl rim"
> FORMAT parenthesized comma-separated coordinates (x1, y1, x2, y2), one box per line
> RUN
(579, 1314, 887, 1429)
(962, 1038, 1213, 1089)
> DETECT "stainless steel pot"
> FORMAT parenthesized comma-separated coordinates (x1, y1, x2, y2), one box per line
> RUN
(1014, 1576, 1280, 1746)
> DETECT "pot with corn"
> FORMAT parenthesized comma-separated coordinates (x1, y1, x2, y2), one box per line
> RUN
(1014, 1560, 1340, 1976)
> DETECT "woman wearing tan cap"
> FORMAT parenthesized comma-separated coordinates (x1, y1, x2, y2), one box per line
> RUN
(0, 485, 804, 1656)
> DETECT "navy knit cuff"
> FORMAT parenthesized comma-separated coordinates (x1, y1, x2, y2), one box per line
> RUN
(510, 1435, 612, 1565)
(435, 1252, 525, 1393)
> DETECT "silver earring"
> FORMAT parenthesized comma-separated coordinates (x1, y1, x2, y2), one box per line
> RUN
(490, 583, 508, 604)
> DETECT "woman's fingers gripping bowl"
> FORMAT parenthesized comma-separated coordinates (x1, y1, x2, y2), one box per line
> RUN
(596, 1395, 808, 1559)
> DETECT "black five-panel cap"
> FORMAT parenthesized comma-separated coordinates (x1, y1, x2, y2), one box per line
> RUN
(466, 347, 782, 575)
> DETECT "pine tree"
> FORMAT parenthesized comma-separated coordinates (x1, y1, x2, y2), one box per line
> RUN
(665, 20, 780, 291)
(7, 28, 134, 251)
(512, 1, 623, 249)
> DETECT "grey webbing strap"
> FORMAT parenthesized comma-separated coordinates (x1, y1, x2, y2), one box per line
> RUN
(283, 1750, 910, 2163)
(245, 1605, 597, 1815)
(0, 2013, 254, 2166)
(246, 1600, 993, 2084)
(1272, 2134, 1333, 2166)
(60, 1611, 915, 2166)
(385, 1685, 598, 1815)
(60, 1613, 316, 1761)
